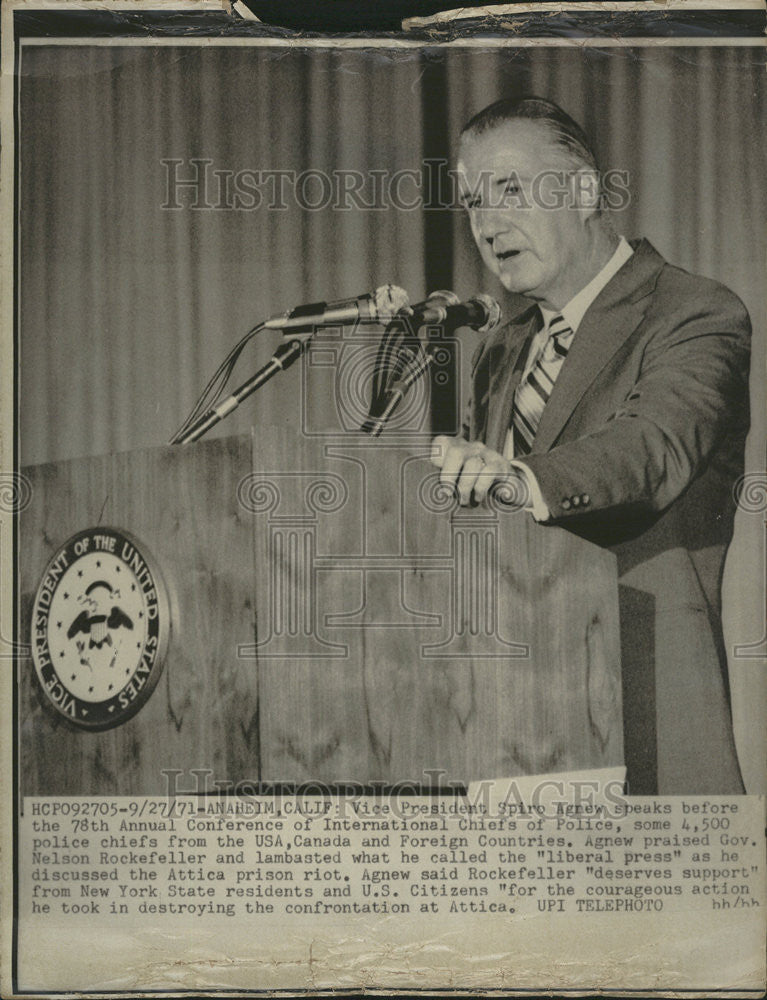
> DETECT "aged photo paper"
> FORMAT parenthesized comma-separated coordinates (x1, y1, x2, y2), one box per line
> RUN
(1, 0, 765, 995)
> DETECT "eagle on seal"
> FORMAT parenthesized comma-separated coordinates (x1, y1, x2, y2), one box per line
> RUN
(67, 580, 134, 649)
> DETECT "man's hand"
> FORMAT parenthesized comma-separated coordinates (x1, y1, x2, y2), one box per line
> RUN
(430, 436, 528, 507)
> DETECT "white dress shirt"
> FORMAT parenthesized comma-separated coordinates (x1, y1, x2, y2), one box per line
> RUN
(504, 236, 634, 519)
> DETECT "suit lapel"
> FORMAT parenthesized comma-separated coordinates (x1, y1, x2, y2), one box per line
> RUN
(532, 239, 665, 454)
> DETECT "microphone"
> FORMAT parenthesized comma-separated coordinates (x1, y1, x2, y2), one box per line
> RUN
(264, 284, 410, 331)
(406, 290, 502, 334)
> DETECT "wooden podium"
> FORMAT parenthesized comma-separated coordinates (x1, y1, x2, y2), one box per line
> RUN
(18, 428, 623, 794)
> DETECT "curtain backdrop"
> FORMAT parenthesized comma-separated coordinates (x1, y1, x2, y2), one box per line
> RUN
(18, 43, 766, 788)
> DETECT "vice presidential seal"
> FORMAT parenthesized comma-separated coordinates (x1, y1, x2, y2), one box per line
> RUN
(31, 527, 170, 730)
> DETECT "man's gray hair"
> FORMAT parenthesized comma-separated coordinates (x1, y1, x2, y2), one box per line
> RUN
(461, 96, 599, 175)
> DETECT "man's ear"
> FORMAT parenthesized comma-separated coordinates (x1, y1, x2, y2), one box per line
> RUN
(571, 168, 601, 214)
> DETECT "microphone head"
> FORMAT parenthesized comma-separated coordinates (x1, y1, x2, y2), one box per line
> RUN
(374, 284, 410, 322)
(471, 293, 502, 333)
(426, 289, 461, 307)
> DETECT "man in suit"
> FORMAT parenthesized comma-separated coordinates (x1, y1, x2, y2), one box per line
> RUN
(431, 97, 751, 795)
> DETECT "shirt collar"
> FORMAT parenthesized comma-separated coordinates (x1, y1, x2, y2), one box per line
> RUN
(539, 236, 634, 334)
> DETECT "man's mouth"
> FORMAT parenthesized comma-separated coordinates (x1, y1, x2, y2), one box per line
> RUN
(496, 249, 522, 261)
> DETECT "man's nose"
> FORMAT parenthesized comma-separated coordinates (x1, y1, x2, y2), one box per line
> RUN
(473, 208, 510, 244)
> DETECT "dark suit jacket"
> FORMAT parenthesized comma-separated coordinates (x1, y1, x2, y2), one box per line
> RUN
(467, 239, 751, 794)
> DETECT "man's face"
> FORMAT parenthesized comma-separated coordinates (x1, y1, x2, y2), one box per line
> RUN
(457, 120, 595, 310)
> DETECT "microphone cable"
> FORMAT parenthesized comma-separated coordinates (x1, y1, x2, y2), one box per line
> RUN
(169, 320, 267, 445)
(367, 291, 458, 421)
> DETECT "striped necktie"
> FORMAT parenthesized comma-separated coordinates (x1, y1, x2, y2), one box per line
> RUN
(511, 312, 575, 456)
